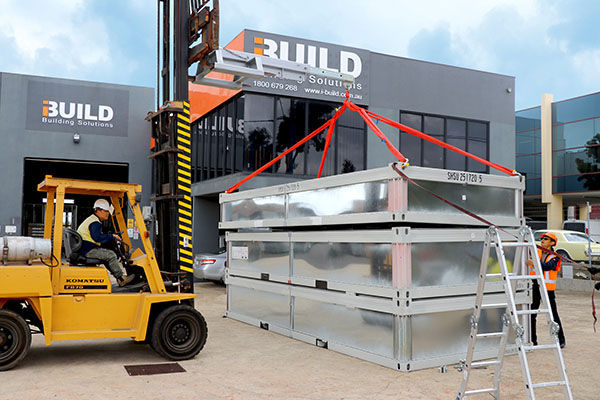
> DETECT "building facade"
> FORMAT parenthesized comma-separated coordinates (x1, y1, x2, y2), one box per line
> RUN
(0, 72, 154, 238)
(516, 91, 600, 228)
(189, 30, 516, 253)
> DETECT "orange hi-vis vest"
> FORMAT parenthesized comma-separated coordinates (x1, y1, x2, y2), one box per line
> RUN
(529, 249, 561, 291)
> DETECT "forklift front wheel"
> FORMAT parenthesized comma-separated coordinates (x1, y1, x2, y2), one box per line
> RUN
(150, 305, 208, 360)
(0, 309, 32, 371)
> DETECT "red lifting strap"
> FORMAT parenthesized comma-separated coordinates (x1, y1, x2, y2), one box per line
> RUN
(347, 102, 407, 163)
(226, 90, 516, 193)
(226, 103, 348, 193)
(364, 109, 517, 176)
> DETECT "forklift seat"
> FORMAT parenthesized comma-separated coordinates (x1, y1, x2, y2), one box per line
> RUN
(62, 227, 103, 266)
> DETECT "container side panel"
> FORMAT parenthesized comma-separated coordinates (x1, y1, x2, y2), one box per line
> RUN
(294, 297, 395, 358)
(223, 195, 285, 222)
(293, 242, 392, 287)
(288, 181, 388, 218)
(228, 285, 290, 328)
(230, 241, 290, 276)
(411, 308, 505, 360)
(411, 242, 515, 287)
(408, 180, 516, 217)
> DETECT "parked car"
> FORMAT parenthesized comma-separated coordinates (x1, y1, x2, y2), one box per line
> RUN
(534, 230, 600, 263)
(193, 248, 227, 283)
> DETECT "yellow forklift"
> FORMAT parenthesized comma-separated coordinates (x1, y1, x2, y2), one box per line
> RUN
(0, 176, 207, 370)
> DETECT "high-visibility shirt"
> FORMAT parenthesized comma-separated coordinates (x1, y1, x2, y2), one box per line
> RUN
(529, 249, 561, 291)
(77, 214, 102, 246)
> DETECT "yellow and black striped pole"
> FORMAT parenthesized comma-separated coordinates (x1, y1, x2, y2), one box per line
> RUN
(176, 101, 194, 273)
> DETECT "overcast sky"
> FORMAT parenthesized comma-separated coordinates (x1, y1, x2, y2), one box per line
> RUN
(0, 0, 597, 110)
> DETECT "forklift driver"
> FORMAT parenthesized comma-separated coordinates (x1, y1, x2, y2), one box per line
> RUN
(77, 199, 135, 287)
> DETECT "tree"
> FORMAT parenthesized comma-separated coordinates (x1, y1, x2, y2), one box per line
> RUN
(575, 133, 600, 190)
(275, 102, 336, 174)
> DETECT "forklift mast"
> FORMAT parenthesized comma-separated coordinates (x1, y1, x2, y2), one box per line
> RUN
(148, 0, 352, 285)
(148, 0, 218, 285)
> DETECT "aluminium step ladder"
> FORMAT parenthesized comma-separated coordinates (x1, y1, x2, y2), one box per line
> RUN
(456, 226, 572, 399)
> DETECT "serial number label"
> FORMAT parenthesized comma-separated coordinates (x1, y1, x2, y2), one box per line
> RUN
(447, 171, 483, 183)
(278, 182, 301, 193)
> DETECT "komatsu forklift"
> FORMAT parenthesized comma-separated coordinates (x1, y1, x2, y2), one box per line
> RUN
(0, 0, 353, 371)
(0, 176, 207, 370)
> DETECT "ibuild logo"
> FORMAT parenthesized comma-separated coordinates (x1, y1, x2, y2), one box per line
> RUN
(41, 99, 115, 128)
(253, 36, 362, 79)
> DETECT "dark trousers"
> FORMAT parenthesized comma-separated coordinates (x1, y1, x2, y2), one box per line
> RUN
(531, 282, 565, 345)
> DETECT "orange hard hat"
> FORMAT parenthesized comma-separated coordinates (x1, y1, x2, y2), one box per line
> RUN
(541, 232, 557, 244)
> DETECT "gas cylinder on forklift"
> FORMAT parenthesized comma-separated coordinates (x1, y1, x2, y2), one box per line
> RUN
(0, 176, 207, 371)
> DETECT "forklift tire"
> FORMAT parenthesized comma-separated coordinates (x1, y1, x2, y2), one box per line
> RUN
(0, 309, 32, 371)
(150, 305, 207, 361)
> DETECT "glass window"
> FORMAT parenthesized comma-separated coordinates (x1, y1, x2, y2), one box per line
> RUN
(337, 126, 365, 173)
(223, 102, 235, 175)
(525, 177, 541, 195)
(338, 106, 365, 128)
(208, 113, 218, 178)
(467, 139, 487, 172)
(273, 97, 291, 174)
(447, 118, 466, 138)
(563, 232, 590, 242)
(274, 99, 306, 174)
(516, 107, 541, 132)
(337, 107, 366, 174)
(216, 108, 227, 177)
(307, 102, 337, 176)
(468, 121, 487, 140)
(516, 129, 541, 155)
(516, 107, 542, 182)
(234, 97, 245, 172)
(244, 94, 274, 172)
(553, 93, 600, 126)
(400, 113, 422, 165)
(516, 154, 541, 179)
(445, 137, 466, 170)
(553, 118, 600, 150)
(423, 116, 444, 136)
(192, 94, 364, 180)
(467, 121, 487, 172)
(445, 119, 467, 170)
(422, 116, 444, 168)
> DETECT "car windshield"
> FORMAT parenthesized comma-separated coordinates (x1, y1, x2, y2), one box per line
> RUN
(564, 232, 591, 242)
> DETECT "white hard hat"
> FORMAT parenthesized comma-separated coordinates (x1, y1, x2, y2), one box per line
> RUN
(94, 199, 111, 213)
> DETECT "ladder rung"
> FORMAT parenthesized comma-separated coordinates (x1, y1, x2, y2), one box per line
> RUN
(531, 381, 567, 389)
(498, 242, 530, 247)
(464, 388, 496, 396)
(508, 274, 540, 280)
(486, 273, 503, 278)
(481, 303, 508, 309)
(523, 343, 558, 351)
(476, 332, 505, 339)
(517, 308, 550, 315)
(471, 360, 501, 368)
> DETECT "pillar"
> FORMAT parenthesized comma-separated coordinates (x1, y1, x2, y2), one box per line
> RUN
(541, 93, 563, 229)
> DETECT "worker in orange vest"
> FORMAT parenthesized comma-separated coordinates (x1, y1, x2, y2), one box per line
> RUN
(526, 232, 565, 348)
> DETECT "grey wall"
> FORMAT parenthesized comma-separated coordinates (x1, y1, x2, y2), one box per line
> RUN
(192, 197, 220, 253)
(0, 72, 154, 234)
(367, 53, 515, 171)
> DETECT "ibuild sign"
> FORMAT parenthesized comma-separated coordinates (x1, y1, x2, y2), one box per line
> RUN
(244, 30, 369, 104)
(26, 81, 130, 137)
